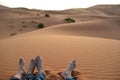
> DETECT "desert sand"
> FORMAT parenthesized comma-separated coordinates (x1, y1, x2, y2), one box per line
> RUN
(0, 4, 120, 80)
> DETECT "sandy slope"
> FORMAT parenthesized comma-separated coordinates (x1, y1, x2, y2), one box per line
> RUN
(1, 4, 120, 39)
(0, 10, 107, 39)
(0, 7, 65, 39)
(0, 33, 120, 80)
(0, 4, 120, 80)
(0, 18, 120, 80)
(8, 17, 119, 40)
(0, 5, 9, 9)
(44, 17, 120, 40)
(63, 4, 120, 16)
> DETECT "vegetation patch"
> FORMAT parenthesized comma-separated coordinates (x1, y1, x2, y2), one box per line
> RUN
(64, 17, 75, 23)
(36, 14, 40, 16)
(23, 25, 27, 28)
(22, 21, 25, 23)
(45, 13, 50, 17)
(10, 33, 17, 36)
(19, 29, 23, 31)
(37, 23, 44, 29)
(31, 20, 38, 24)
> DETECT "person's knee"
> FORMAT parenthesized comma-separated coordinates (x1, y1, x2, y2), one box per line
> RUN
(22, 74, 34, 80)
(9, 77, 19, 80)
(34, 78, 42, 80)
(66, 77, 77, 80)
(34, 74, 46, 80)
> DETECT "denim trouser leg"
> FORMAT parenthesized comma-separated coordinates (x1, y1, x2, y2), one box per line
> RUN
(9, 77, 19, 80)
(34, 73, 46, 80)
(22, 74, 34, 80)
(66, 77, 77, 80)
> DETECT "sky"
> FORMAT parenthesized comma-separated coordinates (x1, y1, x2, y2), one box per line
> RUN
(0, 0, 120, 10)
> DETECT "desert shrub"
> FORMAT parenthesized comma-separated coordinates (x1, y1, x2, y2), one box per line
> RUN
(37, 23, 44, 29)
(9, 25, 14, 28)
(45, 13, 50, 17)
(19, 29, 23, 31)
(23, 25, 27, 28)
(31, 20, 37, 24)
(10, 33, 16, 36)
(36, 14, 39, 16)
(22, 21, 25, 23)
(64, 17, 75, 23)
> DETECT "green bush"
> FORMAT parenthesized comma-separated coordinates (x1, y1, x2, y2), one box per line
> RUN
(64, 17, 75, 23)
(45, 13, 50, 17)
(36, 14, 39, 16)
(10, 33, 16, 36)
(37, 23, 44, 29)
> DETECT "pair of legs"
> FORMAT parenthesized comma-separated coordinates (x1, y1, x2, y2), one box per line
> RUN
(10, 56, 76, 80)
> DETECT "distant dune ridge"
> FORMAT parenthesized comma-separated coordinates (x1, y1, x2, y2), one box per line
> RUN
(63, 4, 120, 16)
(0, 5, 10, 9)
(0, 4, 120, 39)
(0, 4, 120, 80)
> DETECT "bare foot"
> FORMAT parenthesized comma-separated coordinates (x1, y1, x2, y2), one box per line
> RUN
(13, 58, 25, 79)
(27, 59, 35, 74)
(35, 56, 44, 73)
(61, 60, 76, 79)
(66, 60, 76, 72)
(19, 58, 25, 73)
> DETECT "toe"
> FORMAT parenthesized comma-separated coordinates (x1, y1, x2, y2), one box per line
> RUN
(19, 58, 25, 66)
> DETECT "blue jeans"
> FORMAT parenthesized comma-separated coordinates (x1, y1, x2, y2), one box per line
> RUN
(66, 77, 77, 80)
(10, 77, 19, 80)
(34, 73, 46, 80)
(10, 73, 46, 80)
(10, 73, 77, 80)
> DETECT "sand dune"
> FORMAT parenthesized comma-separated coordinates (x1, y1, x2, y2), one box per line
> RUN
(0, 4, 120, 80)
(0, 5, 9, 9)
(0, 33, 120, 80)
(43, 17, 120, 40)
(87, 5, 120, 16)
(0, 4, 120, 39)
(9, 17, 119, 40)
(63, 4, 120, 16)
(0, 8, 64, 39)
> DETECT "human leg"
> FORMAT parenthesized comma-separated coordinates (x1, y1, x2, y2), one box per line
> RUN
(10, 58, 25, 80)
(61, 60, 77, 80)
(22, 59, 35, 80)
(34, 56, 46, 80)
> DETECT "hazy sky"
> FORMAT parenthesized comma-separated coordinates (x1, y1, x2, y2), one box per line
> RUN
(0, 0, 120, 10)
